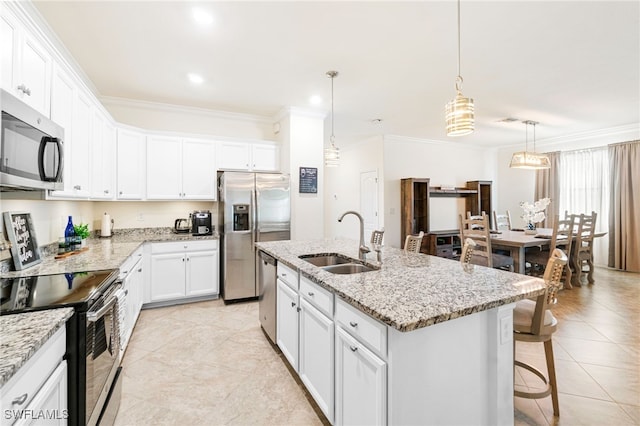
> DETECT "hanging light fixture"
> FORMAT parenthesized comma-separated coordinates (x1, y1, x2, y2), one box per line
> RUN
(324, 70, 340, 167)
(445, 0, 474, 137)
(509, 120, 551, 169)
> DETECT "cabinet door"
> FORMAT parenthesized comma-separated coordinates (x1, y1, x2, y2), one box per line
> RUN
(1, 10, 17, 92)
(182, 139, 217, 200)
(70, 90, 92, 197)
(218, 141, 250, 170)
(335, 327, 387, 426)
(18, 361, 67, 426)
(251, 144, 279, 171)
(150, 252, 185, 302)
(299, 299, 334, 424)
(146, 136, 182, 199)
(90, 112, 115, 199)
(276, 279, 299, 370)
(185, 249, 218, 297)
(48, 63, 75, 198)
(18, 31, 51, 116)
(116, 129, 146, 199)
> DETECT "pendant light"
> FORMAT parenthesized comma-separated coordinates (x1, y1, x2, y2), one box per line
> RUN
(325, 70, 340, 167)
(445, 0, 474, 137)
(509, 121, 551, 169)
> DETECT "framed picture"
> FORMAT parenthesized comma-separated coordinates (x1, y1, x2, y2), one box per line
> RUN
(299, 167, 318, 194)
(2, 211, 42, 270)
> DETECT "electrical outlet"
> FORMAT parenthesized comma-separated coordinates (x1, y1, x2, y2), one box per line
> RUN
(500, 316, 512, 345)
(136, 213, 144, 222)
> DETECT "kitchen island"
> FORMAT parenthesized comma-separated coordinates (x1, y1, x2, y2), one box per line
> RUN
(256, 239, 545, 426)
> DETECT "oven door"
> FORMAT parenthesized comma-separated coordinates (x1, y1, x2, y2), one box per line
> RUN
(85, 284, 121, 426)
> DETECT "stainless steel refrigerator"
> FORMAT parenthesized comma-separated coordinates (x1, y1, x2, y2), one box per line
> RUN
(218, 172, 290, 302)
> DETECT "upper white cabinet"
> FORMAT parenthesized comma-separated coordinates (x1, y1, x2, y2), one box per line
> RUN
(69, 89, 92, 198)
(116, 129, 146, 200)
(90, 111, 115, 199)
(48, 63, 75, 198)
(218, 141, 279, 172)
(0, 7, 51, 116)
(146, 137, 216, 200)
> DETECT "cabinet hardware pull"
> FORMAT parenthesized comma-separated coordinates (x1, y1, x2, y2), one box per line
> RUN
(138, 268, 142, 272)
(291, 302, 296, 308)
(74, 185, 81, 190)
(349, 346, 358, 352)
(119, 191, 123, 195)
(282, 273, 287, 276)
(17, 84, 31, 96)
(122, 270, 128, 275)
(349, 321, 358, 327)
(182, 258, 185, 262)
(124, 289, 129, 296)
(297, 307, 301, 312)
(308, 292, 314, 296)
(12, 393, 28, 405)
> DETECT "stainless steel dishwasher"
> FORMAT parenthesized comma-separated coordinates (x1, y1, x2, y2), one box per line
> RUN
(257, 250, 277, 343)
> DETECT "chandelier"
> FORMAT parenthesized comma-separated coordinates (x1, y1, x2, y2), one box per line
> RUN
(509, 121, 551, 169)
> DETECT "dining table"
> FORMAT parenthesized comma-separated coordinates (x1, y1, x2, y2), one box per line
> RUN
(489, 229, 554, 275)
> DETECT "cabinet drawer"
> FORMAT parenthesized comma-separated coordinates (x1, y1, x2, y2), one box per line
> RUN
(300, 276, 333, 317)
(151, 239, 217, 254)
(335, 298, 387, 359)
(119, 246, 144, 276)
(277, 262, 298, 290)
(1, 327, 65, 412)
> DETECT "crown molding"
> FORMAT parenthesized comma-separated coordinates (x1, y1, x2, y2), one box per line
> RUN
(273, 106, 327, 123)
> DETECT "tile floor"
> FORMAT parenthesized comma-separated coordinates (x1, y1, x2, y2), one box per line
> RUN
(114, 266, 639, 425)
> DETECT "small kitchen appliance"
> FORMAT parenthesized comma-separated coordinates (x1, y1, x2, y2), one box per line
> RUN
(174, 218, 190, 233)
(191, 210, 212, 235)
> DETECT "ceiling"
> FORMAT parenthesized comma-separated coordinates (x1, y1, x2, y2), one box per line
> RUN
(32, 1, 639, 148)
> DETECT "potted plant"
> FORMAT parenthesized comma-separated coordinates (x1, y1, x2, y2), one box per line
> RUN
(520, 198, 551, 234)
(73, 223, 90, 248)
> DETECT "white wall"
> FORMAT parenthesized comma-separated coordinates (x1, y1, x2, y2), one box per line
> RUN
(324, 135, 384, 241)
(383, 135, 497, 248)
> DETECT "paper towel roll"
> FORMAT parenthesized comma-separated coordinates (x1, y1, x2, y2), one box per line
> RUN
(101, 213, 113, 237)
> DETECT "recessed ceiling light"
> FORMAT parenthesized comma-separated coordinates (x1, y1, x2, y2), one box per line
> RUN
(192, 7, 214, 26)
(188, 73, 204, 84)
(309, 95, 322, 105)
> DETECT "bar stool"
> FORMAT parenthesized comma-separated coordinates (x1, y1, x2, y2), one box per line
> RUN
(514, 248, 567, 417)
(403, 231, 424, 253)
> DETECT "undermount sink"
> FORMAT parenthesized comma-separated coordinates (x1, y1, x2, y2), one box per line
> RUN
(299, 253, 378, 274)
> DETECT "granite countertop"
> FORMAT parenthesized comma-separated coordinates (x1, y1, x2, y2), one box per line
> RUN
(0, 308, 74, 387)
(0, 228, 219, 278)
(256, 239, 546, 332)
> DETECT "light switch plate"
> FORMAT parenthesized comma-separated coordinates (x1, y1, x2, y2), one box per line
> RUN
(500, 316, 512, 345)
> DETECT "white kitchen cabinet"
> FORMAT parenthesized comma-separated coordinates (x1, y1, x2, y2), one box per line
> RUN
(299, 298, 334, 424)
(1, 327, 67, 426)
(116, 129, 146, 200)
(120, 250, 144, 355)
(148, 241, 219, 304)
(218, 141, 279, 172)
(335, 326, 387, 426)
(146, 137, 216, 200)
(68, 89, 92, 197)
(90, 110, 115, 199)
(0, 6, 51, 116)
(276, 279, 299, 370)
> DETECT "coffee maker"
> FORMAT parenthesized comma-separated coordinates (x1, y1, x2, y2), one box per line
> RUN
(191, 210, 213, 235)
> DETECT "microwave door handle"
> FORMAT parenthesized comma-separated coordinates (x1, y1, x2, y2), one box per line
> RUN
(86, 296, 118, 322)
(53, 138, 63, 182)
(38, 137, 63, 182)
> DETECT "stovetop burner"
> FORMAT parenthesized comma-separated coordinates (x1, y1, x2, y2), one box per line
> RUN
(0, 269, 119, 314)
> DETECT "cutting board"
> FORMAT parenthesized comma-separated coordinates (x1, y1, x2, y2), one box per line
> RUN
(55, 247, 90, 259)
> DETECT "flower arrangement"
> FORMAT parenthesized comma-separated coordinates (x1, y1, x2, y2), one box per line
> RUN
(520, 198, 551, 231)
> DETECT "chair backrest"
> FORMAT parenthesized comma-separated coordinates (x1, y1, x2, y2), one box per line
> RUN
(459, 214, 493, 267)
(531, 249, 568, 335)
(550, 214, 574, 255)
(493, 210, 512, 231)
(575, 211, 597, 251)
(371, 230, 384, 246)
(460, 237, 477, 266)
(466, 211, 487, 220)
(403, 231, 424, 253)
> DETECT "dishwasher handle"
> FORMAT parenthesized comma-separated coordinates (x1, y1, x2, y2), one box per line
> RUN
(259, 250, 276, 267)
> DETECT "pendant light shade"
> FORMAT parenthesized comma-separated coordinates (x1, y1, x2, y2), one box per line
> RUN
(510, 121, 551, 169)
(446, 0, 474, 137)
(325, 70, 340, 167)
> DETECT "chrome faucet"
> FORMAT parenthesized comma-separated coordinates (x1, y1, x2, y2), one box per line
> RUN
(338, 211, 370, 261)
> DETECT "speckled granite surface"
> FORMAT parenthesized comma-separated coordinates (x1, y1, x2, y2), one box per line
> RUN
(0, 308, 73, 387)
(0, 227, 219, 278)
(256, 239, 546, 332)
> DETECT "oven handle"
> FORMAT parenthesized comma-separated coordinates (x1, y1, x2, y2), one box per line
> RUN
(86, 295, 118, 323)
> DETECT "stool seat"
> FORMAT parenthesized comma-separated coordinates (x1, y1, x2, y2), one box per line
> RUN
(514, 299, 557, 332)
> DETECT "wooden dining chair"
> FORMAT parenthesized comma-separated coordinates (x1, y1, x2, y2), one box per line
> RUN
(493, 210, 512, 231)
(459, 214, 514, 271)
(525, 214, 575, 288)
(514, 248, 568, 417)
(572, 212, 597, 286)
(403, 231, 424, 253)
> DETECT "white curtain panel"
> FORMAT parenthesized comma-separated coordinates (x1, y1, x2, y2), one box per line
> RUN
(558, 147, 610, 266)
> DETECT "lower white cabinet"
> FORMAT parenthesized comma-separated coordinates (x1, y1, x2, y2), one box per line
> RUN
(1, 327, 67, 426)
(120, 251, 144, 354)
(148, 240, 219, 304)
(276, 279, 299, 370)
(299, 298, 334, 424)
(335, 326, 387, 426)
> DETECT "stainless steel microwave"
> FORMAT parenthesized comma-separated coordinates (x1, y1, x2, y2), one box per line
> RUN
(1, 89, 64, 191)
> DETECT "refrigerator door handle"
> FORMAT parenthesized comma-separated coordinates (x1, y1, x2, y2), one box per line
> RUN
(251, 188, 257, 244)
